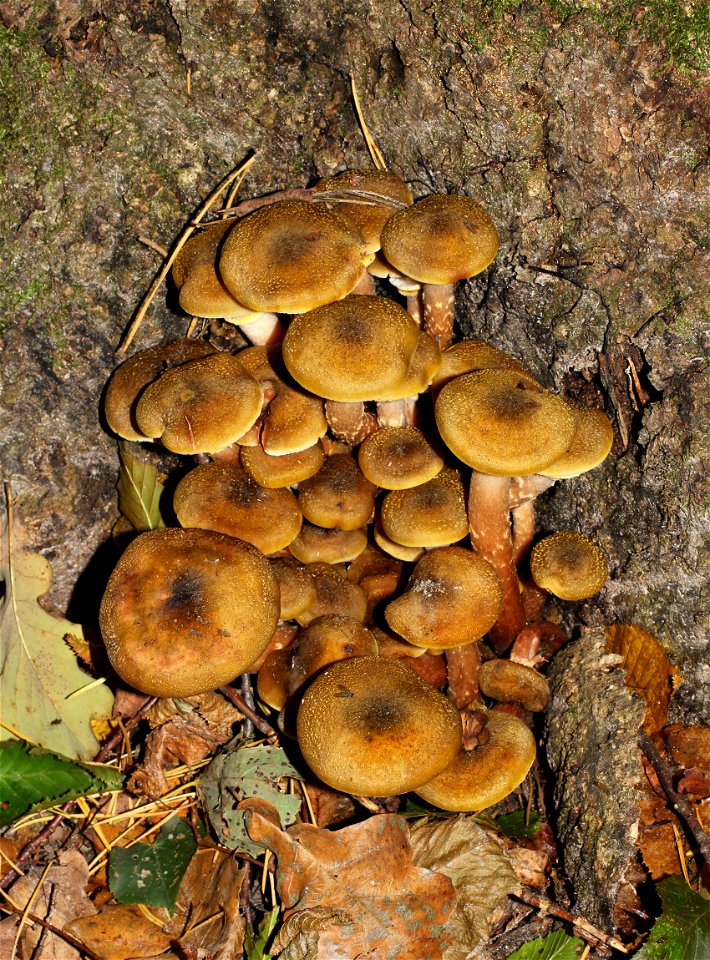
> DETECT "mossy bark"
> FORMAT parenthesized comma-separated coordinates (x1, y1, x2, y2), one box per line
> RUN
(1, 0, 707, 933)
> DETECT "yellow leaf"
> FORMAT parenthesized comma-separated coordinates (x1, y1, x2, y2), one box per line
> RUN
(0, 485, 114, 760)
(605, 623, 682, 736)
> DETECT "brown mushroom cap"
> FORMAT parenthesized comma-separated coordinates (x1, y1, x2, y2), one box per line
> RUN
(219, 200, 370, 314)
(314, 170, 413, 253)
(415, 711, 536, 811)
(104, 339, 216, 441)
(297, 454, 377, 531)
(289, 523, 368, 565)
(241, 441, 326, 488)
(432, 339, 528, 393)
(372, 520, 426, 562)
(358, 426, 444, 490)
(435, 370, 577, 476)
(174, 461, 302, 555)
(99, 528, 279, 698)
(271, 557, 317, 621)
(538, 405, 614, 479)
(385, 546, 503, 649)
(256, 647, 292, 711)
(287, 615, 378, 695)
(530, 531, 609, 600)
(296, 563, 367, 626)
(172, 220, 252, 319)
(135, 352, 263, 455)
(478, 659, 550, 712)
(380, 193, 499, 285)
(282, 296, 422, 402)
(380, 468, 468, 548)
(297, 656, 462, 796)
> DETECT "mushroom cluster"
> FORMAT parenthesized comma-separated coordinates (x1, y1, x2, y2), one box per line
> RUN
(100, 168, 612, 811)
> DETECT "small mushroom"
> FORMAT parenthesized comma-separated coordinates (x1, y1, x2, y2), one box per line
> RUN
(296, 655, 462, 796)
(414, 710, 536, 812)
(174, 461, 302, 555)
(287, 615, 378, 695)
(297, 454, 377, 531)
(530, 531, 609, 600)
(384, 546, 503, 649)
(219, 199, 371, 314)
(478, 659, 550, 712)
(289, 523, 368, 565)
(135, 352, 263, 455)
(103, 338, 215, 441)
(358, 426, 444, 490)
(296, 563, 368, 626)
(380, 194, 499, 348)
(241, 441, 326, 488)
(99, 528, 279, 698)
(270, 556, 317, 621)
(379, 468, 468, 549)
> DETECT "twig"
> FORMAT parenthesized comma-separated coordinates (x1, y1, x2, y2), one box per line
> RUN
(219, 686, 278, 741)
(0, 899, 103, 960)
(94, 695, 158, 762)
(213, 187, 313, 221)
(513, 891, 632, 953)
(639, 731, 710, 867)
(241, 673, 256, 739)
(137, 235, 169, 258)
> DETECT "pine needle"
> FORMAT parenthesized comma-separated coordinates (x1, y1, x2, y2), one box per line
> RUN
(350, 73, 387, 171)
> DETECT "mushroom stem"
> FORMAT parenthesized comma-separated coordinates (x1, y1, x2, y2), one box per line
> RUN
(422, 282, 455, 349)
(238, 314, 286, 345)
(510, 621, 568, 668)
(445, 643, 481, 710)
(324, 400, 378, 445)
(375, 399, 407, 428)
(406, 293, 422, 326)
(468, 471, 526, 654)
(350, 272, 376, 295)
(512, 499, 536, 567)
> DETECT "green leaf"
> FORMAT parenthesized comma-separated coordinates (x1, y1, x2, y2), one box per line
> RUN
(200, 742, 302, 857)
(506, 929, 585, 959)
(495, 810, 542, 839)
(0, 487, 114, 760)
(0, 740, 124, 827)
(635, 876, 710, 960)
(245, 906, 279, 960)
(117, 446, 166, 531)
(109, 817, 197, 912)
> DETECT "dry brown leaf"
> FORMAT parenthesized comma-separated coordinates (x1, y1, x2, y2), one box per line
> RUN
(408, 816, 520, 960)
(272, 906, 352, 958)
(68, 904, 170, 960)
(605, 623, 682, 735)
(505, 847, 550, 888)
(301, 782, 357, 828)
(0, 850, 96, 960)
(243, 799, 457, 959)
(164, 845, 246, 959)
(128, 693, 242, 797)
(665, 723, 710, 772)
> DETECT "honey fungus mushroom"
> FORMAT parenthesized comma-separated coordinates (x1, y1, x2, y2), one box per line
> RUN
(415, 710, 536, 812)
(296, 656, 462, 796)
(530, 531, 609, 600)
(99, 528, 279, 699)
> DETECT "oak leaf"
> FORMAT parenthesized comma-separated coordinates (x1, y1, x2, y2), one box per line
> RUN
(243, 799, 457, 960)
(68, 903, 171, 960)
(0, 489, 114, 760)
(605, 623, 681, 736)
(409, 816, 520, 960)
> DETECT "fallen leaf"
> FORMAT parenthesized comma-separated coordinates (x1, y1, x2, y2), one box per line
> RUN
(408, 815, 520, 960)
(201, 742, 302, 857)
(635, 875, 710, 959)
(243, 799, 457, 960)
(117, 446, 167, 532)
(605, 623, 681, 736)
(109, 816, 197, 911)
(0, 489, 114, 760)
(0, 850, 96, 959)
(665, 724, 710, 774)
(165, 845, 246, 958)
(0, 740, 123, 827)
(128, 693, 242, 797)
(68, 903, 171, 960)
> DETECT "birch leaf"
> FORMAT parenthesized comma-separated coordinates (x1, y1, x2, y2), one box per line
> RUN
(117, 445, 166, 531)
(0, 487, 114, 760)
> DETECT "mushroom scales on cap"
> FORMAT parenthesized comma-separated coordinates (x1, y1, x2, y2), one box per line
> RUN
(297, 655, 462, 797)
